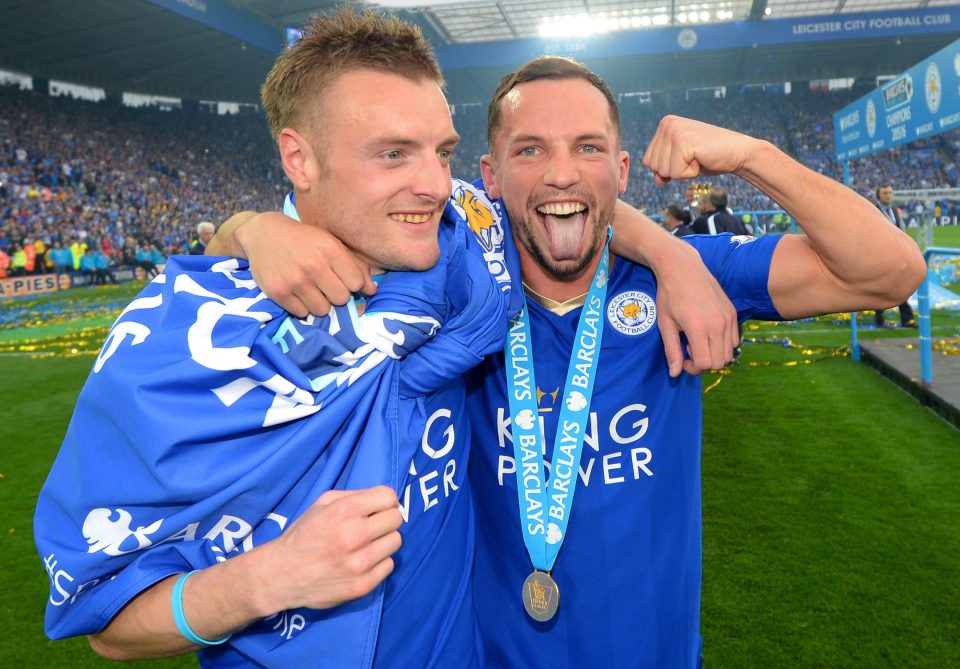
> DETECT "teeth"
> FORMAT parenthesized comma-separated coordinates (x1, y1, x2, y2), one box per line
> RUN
(390, 213, 431, 223)
(537, 202, 586, 216)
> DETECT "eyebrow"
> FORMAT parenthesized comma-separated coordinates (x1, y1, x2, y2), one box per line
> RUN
(507, 132, 610, 145)
(367, 132, 460, 150)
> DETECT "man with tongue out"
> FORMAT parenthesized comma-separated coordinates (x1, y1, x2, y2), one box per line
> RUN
(465, 56, 923, 668)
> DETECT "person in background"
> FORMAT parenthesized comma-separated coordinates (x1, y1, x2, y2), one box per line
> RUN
(135, 242, 163, 279)
(873, 183, 917, 328)
(93, 248, 116, 284)
(69, 237, 87, 271)
(663, 202, 694, 237)
(9, 243, 26, 276)
(685, 184, 699, 218)
(23, 237, 36, 274)
(33, 237, 48, 274)
(49, 241, 74, 273)
(188, 221, 216, 255)
(78, 247, 98, 284)
(692, 187, 749, 236)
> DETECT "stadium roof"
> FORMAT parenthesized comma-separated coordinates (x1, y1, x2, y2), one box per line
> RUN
(0, 0, 958, 104)
(255, 1, 960, 44)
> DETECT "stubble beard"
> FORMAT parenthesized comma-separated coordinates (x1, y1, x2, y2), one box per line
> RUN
(508, 195, 612, 280)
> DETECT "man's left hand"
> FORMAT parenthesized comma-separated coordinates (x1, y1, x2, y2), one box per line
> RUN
(654, 242, 739, 376)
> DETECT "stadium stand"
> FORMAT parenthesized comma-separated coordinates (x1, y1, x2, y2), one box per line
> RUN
(3, 79, 960, 272)
(0, 85, 281, 273)
(454, 84, 960, 216)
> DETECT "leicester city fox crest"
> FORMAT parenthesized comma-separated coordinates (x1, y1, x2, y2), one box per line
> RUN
(606, 290, 657, 336)
(451, 180, 503, 253)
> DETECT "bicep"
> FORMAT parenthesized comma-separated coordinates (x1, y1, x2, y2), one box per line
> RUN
(767, 234, 861, 320)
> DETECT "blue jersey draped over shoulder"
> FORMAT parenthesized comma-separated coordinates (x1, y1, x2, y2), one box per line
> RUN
(468, 231, 782, 669)
(34, 179, 520, 668)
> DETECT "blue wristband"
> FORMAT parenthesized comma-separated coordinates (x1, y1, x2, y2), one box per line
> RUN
(171, 570, 232, 646)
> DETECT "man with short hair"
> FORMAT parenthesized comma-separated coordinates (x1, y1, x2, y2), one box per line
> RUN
(466, 58, 923, 668)
(874, 182, 917, 327)
(691, 187, 749, 236)
(188, 221, 216, 255)
(663, 202, 694, 237)
(685, 184, 699, 217)
(35, 10, 516, 667)
(232, 57, 924, 668)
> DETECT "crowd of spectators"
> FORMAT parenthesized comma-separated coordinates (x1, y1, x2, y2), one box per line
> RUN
(450, 85, 960, 218)
(0, 85, 282, 278)
(3, 81, 960, 281)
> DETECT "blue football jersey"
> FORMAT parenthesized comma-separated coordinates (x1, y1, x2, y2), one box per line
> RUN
(467, 233, 782, 669)
(35, 180, 520, 668)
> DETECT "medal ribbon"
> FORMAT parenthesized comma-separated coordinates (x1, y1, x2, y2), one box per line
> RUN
(504, 227, 611, 572)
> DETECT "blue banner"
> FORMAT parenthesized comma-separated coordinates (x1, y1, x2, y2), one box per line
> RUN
(833, 37, 960, 161)
(437, 7, 960, 71)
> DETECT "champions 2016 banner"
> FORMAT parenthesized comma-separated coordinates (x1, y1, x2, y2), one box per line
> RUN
(834, 36, 960, 161)
(34, 179, 519, 667)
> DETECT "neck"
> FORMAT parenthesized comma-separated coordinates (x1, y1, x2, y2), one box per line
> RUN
(517, 242, 609, 303)
(295, 190, 386, 275)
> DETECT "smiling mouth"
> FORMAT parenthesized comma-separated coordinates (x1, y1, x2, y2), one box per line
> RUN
(389, 213, 433, 224)
(535, 202, 588, 260)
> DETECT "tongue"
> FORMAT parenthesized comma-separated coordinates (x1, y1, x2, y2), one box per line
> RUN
(543, 213, 586, 260)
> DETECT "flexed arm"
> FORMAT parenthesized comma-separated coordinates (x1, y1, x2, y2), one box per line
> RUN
(642, 116, 926, 319)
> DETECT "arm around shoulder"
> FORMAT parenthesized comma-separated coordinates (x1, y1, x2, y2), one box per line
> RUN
(205, 211, 259, 257)
(207, 210, 375, 317)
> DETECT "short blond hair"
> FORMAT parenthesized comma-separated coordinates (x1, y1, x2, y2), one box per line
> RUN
(261, 8, 443, 142)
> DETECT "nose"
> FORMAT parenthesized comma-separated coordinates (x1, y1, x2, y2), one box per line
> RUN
(412, 154, 451, 204)
(543, 150, 580, 190)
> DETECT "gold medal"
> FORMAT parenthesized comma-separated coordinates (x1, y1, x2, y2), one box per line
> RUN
(521, 570, 559, 622)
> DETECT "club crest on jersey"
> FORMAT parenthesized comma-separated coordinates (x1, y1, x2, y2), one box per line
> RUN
(452, 181, 501, 253)
(606, 290, 657, 336)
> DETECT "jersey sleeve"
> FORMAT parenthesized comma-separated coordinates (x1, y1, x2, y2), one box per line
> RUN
(685, 232, 784, 322)
(389, 179, 523, 397)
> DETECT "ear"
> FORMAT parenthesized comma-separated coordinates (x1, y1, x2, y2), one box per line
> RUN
(617, 150, 630, 195)
(278, 128, 317, 192)
(480, 154, 502, 199)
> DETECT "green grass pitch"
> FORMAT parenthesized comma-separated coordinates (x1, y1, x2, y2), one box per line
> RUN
(2, 242, 959, 667)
